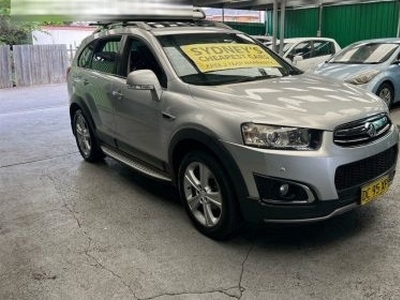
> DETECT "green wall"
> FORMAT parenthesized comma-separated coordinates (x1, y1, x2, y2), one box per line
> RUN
(264, 8, 319, 38)
(284, 8, 319, 38)
(229, 1, 399, 48)
(322, 1, 398, 47)
(225, 21, 266, 35)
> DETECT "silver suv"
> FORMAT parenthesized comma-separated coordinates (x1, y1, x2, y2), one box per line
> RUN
(68, 10, 399, 240)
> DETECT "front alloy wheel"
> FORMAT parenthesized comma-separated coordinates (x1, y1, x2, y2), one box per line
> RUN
(179, 151, 239, 240)
(183, 161, 223, 227)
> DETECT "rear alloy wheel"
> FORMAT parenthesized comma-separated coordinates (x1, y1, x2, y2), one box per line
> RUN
(178, 151, 239, 240)
(376, 82, 394, 108)
(73, 109, 103, 162)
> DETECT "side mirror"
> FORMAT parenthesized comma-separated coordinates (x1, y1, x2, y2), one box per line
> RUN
(126, 69, 162, 100)
(293, 55, 304, 64)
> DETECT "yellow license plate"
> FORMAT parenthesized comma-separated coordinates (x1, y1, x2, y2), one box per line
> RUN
(360, 175, 390, 206)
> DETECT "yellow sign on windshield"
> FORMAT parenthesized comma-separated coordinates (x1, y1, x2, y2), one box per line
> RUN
(181, 43, 281, 73)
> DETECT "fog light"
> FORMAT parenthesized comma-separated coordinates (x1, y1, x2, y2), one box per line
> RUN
(254, 175, 315, 204)
(279, 184, 290, 197)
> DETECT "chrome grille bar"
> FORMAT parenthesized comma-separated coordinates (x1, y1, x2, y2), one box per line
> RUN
(334, 113, 391, 146)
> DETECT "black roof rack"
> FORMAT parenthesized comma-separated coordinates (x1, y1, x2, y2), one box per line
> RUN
(90, 8, 203, 27)
(89, 8, 231, 33)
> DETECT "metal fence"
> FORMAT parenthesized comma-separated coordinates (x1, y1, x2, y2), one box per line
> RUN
(0, 44, 69, 89)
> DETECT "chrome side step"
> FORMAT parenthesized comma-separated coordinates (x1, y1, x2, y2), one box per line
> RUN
(101, 146, 172, 182)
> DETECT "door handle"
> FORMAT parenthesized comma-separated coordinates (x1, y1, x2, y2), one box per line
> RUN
(111, 90, 123, 100)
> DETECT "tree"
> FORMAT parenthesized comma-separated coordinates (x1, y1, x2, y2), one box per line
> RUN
(0, 0, 38, 45)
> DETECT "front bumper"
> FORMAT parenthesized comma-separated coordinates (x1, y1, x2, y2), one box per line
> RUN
(222, 125, 399, 223)
(245, 168, 395, 223)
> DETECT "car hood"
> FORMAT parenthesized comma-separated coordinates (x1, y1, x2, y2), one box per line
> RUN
(188, 74, 387, 131)
(313, 63, 385, 81)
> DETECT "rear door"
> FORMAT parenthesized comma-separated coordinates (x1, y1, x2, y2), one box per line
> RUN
(73, 36, 123, 144)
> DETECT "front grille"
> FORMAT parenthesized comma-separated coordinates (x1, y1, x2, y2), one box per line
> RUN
(334, 113, 391, 146)
(335, 146, 398, 191)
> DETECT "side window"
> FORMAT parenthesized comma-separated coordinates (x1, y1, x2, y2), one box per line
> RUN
(91, 37, 122, 75)
(314, 41, 335, 57)
(77, 42, 95, 68)
(288, 42, 312, 61)
(127, 38, 167, 88)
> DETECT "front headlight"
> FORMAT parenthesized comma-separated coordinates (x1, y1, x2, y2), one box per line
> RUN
(345, 70, 380, 85)
(241, 123, 321, 150)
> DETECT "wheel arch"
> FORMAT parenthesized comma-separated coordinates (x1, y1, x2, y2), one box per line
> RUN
(378, 80, 394, 92)
(69, 98, 97, 137)
(376, 80, 395, 106)
(168, 128, 249, 205)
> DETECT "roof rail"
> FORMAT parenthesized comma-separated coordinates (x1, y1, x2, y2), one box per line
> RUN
(197, 20, 232, 29)
(91, 20, 232, 33)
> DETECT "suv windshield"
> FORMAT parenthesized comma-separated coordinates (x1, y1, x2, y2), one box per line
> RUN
(158, 33, 299, 85)
(329, 42, 398, 64)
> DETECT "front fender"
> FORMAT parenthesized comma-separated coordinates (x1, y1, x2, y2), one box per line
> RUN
(168, 127, 249, 205)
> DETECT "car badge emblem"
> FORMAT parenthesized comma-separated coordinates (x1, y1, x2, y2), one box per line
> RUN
(365, 122, 377, 137)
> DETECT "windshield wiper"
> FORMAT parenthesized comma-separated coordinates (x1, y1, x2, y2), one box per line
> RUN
(231, 75, 281, 84)
(282, 69, 301, 76)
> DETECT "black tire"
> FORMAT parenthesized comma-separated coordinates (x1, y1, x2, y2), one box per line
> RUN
(376, 82, 394, 108)
(72, 109, 104, 162)
(178, 151, 240, 240)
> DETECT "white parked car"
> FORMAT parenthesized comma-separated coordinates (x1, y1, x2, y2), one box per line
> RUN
(251, 35, 272, 45)
(268, 37, 341, 72)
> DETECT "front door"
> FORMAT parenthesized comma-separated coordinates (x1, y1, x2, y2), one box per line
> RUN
(112, 38, 167, 166)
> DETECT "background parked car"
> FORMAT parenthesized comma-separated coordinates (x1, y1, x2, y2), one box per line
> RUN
(267, 37, 341, 72)
(313, 38, 400, 107)
(251, 35, 272, 45)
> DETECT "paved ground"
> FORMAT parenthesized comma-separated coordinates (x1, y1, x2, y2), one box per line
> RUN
(1, 84, 400, 300)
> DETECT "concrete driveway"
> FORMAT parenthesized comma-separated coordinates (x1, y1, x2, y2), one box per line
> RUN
(1, 84, 400, 299)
